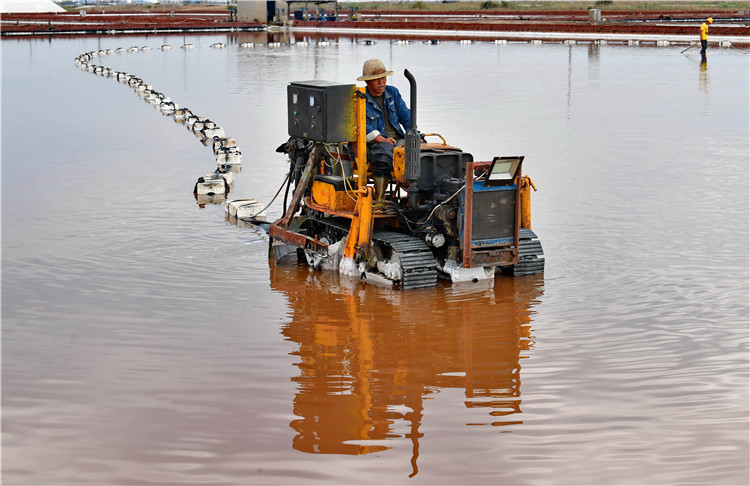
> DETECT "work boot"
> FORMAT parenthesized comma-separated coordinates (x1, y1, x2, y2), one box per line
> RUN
(373, 176, 388, 202)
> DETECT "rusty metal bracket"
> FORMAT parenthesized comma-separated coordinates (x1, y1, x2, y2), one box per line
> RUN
(269, 223, 328, 252)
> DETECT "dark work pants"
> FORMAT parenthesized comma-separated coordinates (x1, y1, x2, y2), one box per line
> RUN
(367, 141, 396, 178)
(700, 39, 707, 54)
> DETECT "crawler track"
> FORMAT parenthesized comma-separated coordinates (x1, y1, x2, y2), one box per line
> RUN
(300, 217, 438, 289)
(372, 230, 438, 290)
(513, 228, 545, 276)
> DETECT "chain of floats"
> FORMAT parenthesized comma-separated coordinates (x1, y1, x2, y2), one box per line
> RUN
(73, 42, 246, 206)
(69, 39, 375, 219)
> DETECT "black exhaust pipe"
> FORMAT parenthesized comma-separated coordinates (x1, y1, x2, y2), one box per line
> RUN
(403, 69, 430, 211)
(404, 69, 420, 183)
(405, 69, 417, 131)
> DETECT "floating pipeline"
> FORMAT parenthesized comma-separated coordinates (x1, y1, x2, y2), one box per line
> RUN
(73, 45, 243, 207)
(74, 44, 276, 225)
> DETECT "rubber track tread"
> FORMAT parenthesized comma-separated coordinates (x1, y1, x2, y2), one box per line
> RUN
(305, 219, 437, 288)
(373, 230, 437, 289)
(514, 228, 545, 276)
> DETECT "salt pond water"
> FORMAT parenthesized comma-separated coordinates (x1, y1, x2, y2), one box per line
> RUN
(2, 33, 748, 484)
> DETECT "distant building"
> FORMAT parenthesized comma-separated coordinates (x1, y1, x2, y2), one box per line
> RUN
(236, 0, 288, 23)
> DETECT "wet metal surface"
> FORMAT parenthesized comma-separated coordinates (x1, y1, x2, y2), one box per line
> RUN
(2, 34, 749, 484)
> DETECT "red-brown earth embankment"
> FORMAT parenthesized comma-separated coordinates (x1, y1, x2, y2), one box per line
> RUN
(2, 8, 747, 38)
(298, 8, 749, 38)
(1, 10, 262, 35)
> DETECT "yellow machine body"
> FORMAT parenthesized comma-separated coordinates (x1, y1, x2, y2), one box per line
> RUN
(311, 178, 357, 212)
(392, 146, 406, 183)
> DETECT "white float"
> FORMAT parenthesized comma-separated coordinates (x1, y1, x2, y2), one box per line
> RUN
(194, 175, 228, 195)
(216, 146, 242, 167)
(226, 198, 267, 219)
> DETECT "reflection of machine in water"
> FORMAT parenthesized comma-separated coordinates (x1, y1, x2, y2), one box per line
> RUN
(271, 263, 543, 475)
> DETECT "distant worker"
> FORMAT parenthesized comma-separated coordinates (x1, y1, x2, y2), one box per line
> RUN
(700, 17, 713, 55)
(357, 59, 411, 202)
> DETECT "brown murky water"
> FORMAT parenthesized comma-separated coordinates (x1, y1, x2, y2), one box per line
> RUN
(2, 33, 748, 484)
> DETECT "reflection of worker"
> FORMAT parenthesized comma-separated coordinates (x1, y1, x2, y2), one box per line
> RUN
(700, 17, 713, 55)
(357, 59, 411, 201)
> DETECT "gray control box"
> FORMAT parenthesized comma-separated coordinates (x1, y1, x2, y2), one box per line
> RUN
(287, 81, 356, 143)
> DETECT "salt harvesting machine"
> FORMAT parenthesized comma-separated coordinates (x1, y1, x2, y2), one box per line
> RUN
(269, 70, 544, 289)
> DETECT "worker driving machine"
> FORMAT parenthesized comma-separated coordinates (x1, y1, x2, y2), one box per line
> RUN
(269, 70, 544, 289)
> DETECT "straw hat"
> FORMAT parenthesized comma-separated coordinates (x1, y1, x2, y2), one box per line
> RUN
(356, 59, 394, 81)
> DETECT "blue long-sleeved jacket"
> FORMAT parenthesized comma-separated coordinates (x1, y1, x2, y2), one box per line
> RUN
(364, 85, 411, 142)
